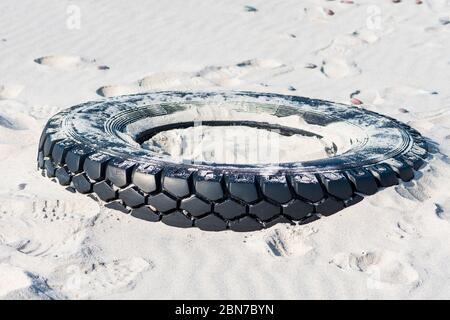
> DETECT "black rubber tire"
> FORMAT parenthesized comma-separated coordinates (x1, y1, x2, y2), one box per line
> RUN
(37, 91, 428, 232)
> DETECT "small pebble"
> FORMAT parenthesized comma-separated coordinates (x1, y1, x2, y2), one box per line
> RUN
(18, 183, 27, 190)
(439, 17, 450, 25)
(350, 89, 360, 98)
(341, 0, 354, 4)
(288, 86, 297, 91)
(415, 0, 423, 4)
(325, 9, 335, 16)
(350, 98, 363, 105)
(435, 203, 444, 218)
(290, 34, 297, 38)
(304, 63, 317, 69)
(245, 5, 258, 12)
(392, 0, 401, 3)
(398, 108, 410, 113)
(98, 65, 110, 70)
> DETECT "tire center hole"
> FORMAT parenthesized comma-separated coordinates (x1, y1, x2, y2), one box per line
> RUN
(125, 103, 361, 166)
(140, 122, 336, 165)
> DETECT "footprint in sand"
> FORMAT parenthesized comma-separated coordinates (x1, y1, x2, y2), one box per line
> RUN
(97, 58, 292, 97)
(382, 85, 436, 98)
(0, 198, 100, 258)
(0, 85, 24, 100)
(320, 58, 361, 79)
(0, 270, 62, 299)
(0, 103, 36, 130)
(27, 104, 61, 120)
(395, 180, 430, 202)
(395, 164, 446, 203)
(315, 28, 384, 80)
(246, 225, 318, 257)
(394, 218, 422, 239)
(34, 54, 107, 71)
(0, 113, 19, 130)
(0, 264, 32, 297)
(0, 100, 44, 132)
(197, 58, 288, 86)
(97, 71, 207, 97)
(318, 34, 365, 56)
(330, 251, 420, 286)
(60, 257, 152, 299)
(96, 85, 138, 98)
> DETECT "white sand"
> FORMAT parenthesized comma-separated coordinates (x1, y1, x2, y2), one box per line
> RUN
(142, 125, 331, 164)
(0, 0, 449, 299)
(129, 103, 360, 165)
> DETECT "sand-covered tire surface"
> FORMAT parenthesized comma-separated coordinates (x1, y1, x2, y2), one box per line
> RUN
(37, 91, 428, 232)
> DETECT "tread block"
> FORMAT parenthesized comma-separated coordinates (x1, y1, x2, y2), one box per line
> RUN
(44, 159, 57, 177)
(259, 175, 292, 204)
(66, 147, 92, 174)
(105, 200, 130, 214)
(131, 206, 160, 222)
(384, 158, 414, 182)
(369, 164, 398, 187)
(38, 130, 50, 151)
(55, 167, 71, 186)
(72, 174, 93, 194)
(282, 199, 314, 220)
(264, 215, 294, 229)
(132, 164, 162, 194)
(195, 214, 227, 231)
(315, 197, 344, 216)
(410, 145, 428, 159)
(248, 200, 280, 221)
(194, 170, 224, 201)
(93, 181, 117, 202)
(84, 153, 111, 181)
(51, 140, 76, 166)
(320, 172, 353, 200)
(226, 173, 259, 203)
(161, 211, 192, 228)
(414, 139, 428, 151)
(344, 194, 364, 207)
(43, 135, 63, 157)
(119, 187, 146, 208)
(298, 214, 320, 225)
(214, 199, 246, 220)
(401, 154, 424, 171)
(106, 159, 135, 188)
(37, 151, 45, 169)
(229, 216, 263, 232)
(147, 193, 177, 213)
(162, 168, 192, 198)
(346, 169, 378, 195)
(180, 195, 211, 217)
(289, 174, 324, 202)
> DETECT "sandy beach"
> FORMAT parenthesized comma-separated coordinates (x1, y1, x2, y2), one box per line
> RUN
(0, 0, 449, 299)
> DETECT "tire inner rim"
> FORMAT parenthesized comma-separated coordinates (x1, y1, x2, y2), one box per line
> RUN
(128, 103, 364, 165)
(64, 91, 412, 172)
